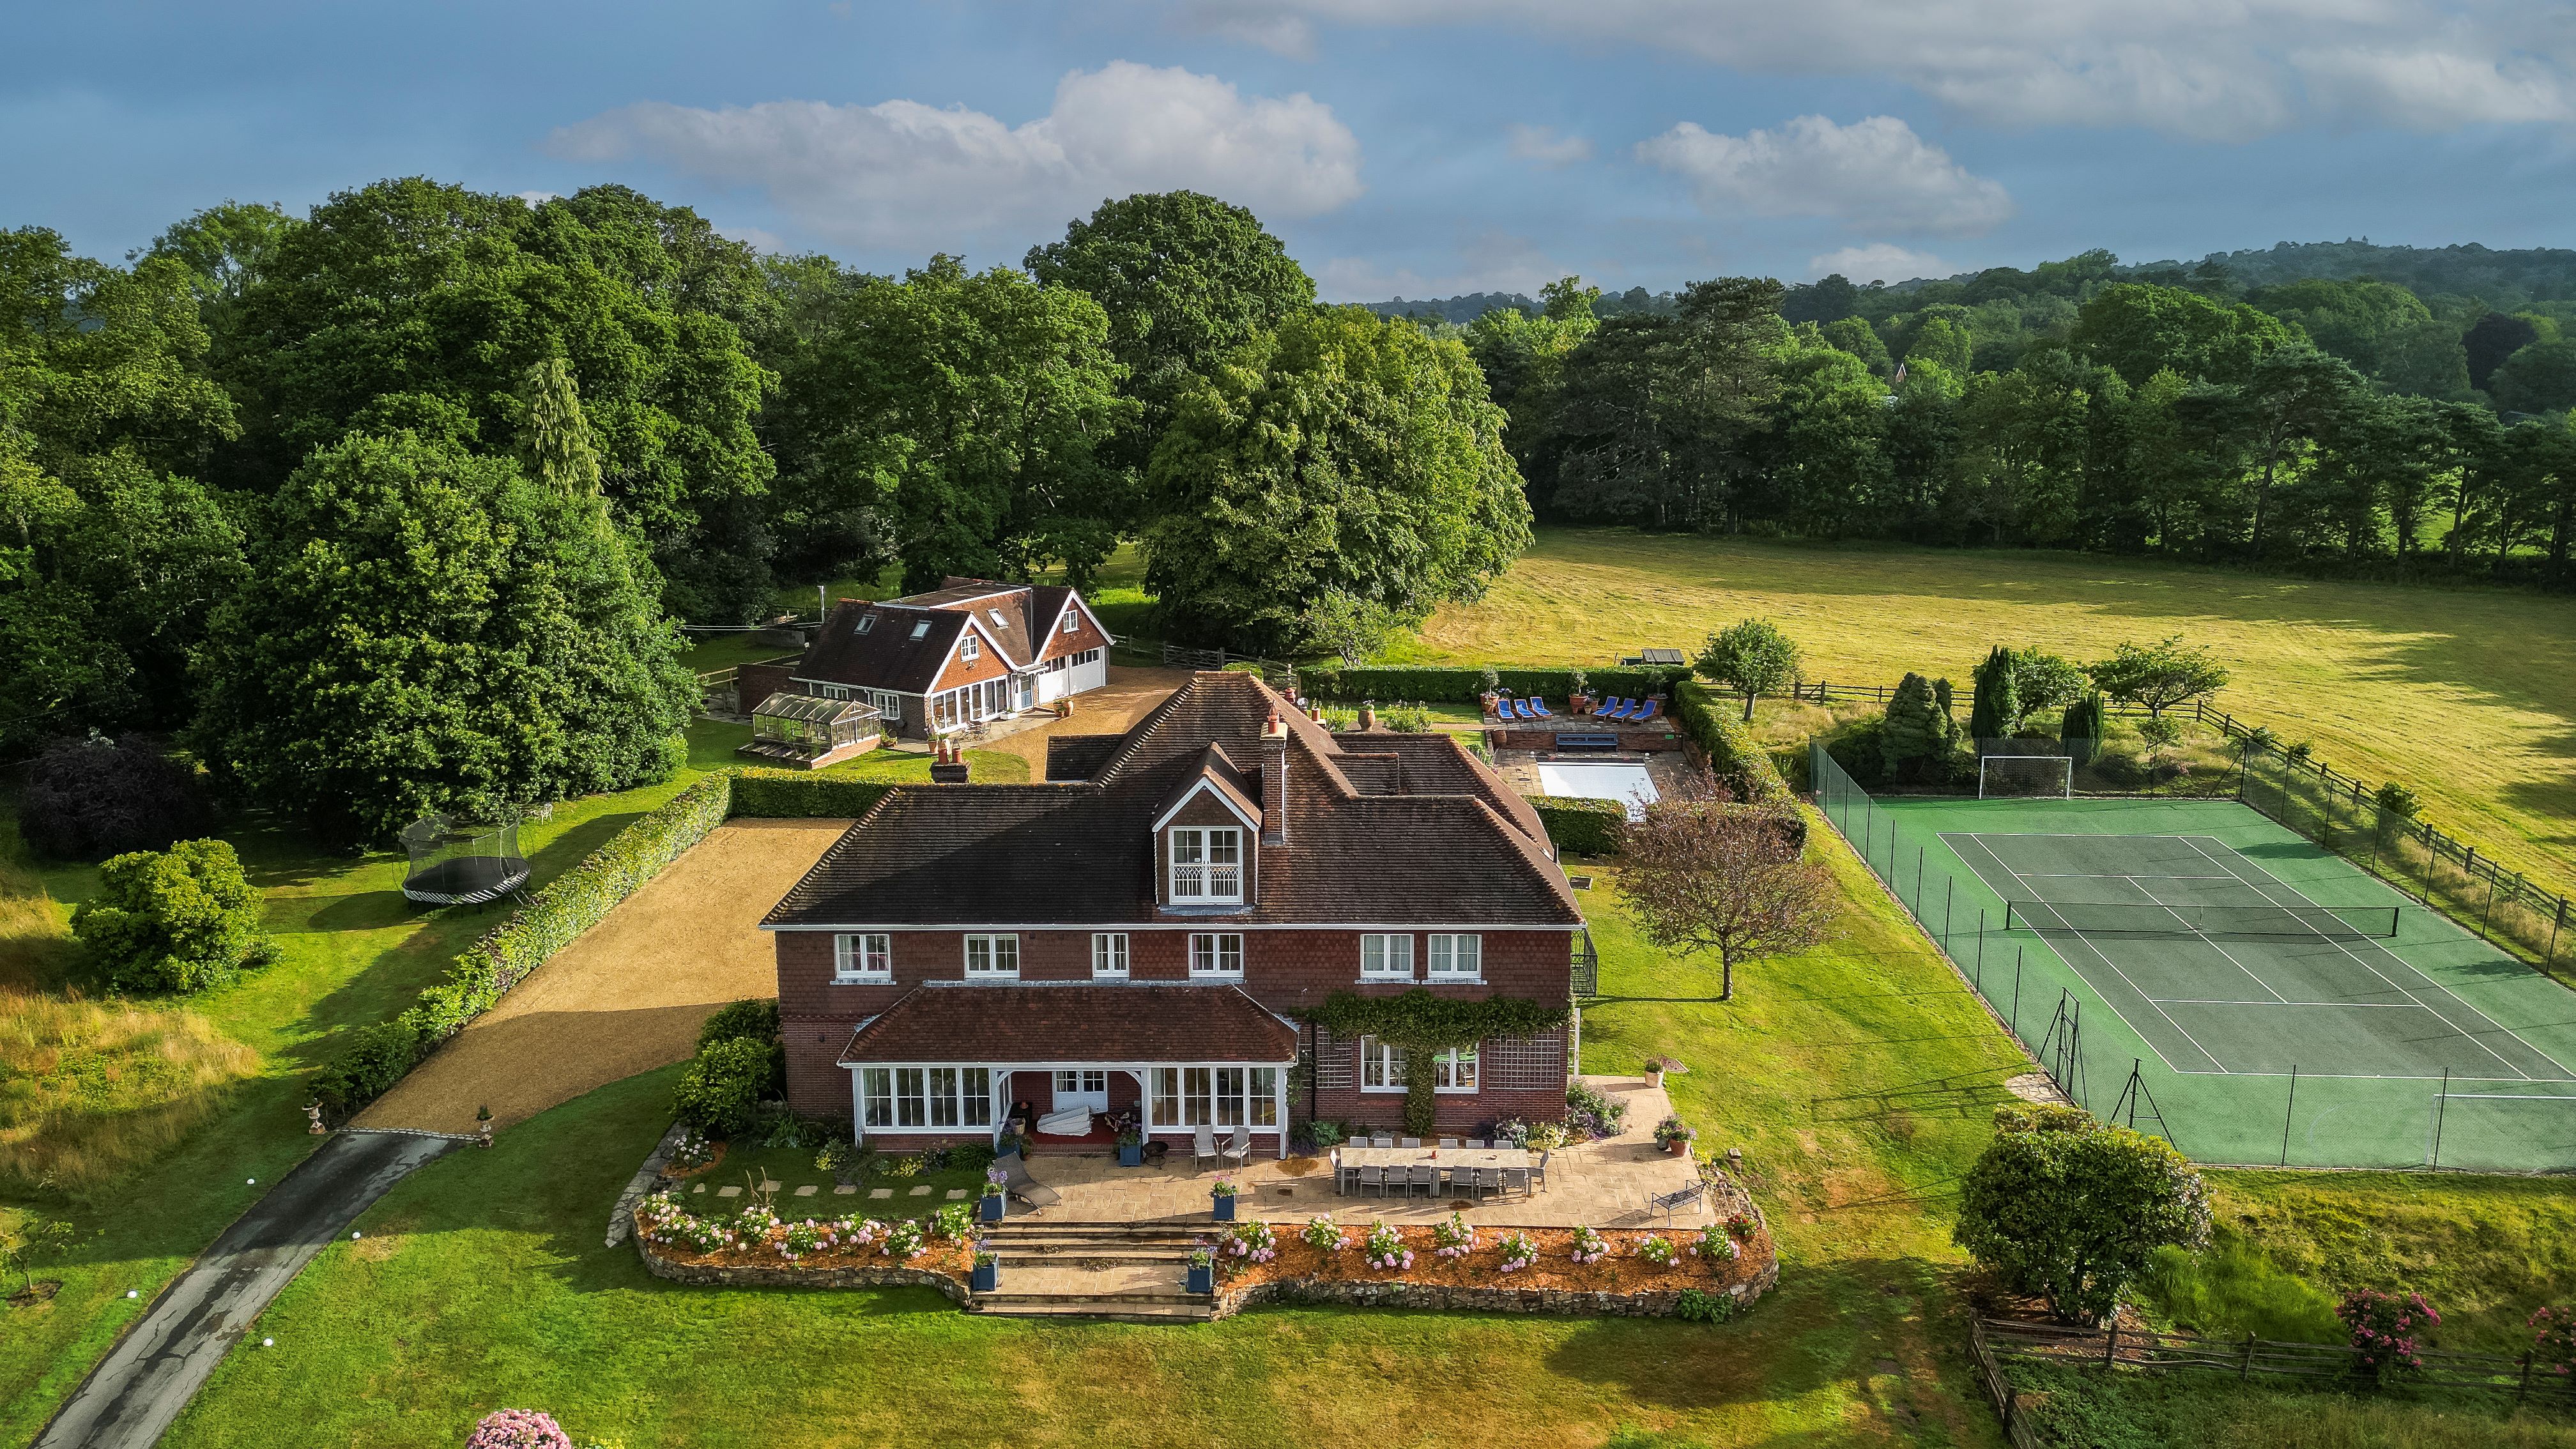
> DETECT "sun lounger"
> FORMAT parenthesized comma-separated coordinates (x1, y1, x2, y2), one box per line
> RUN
(1592, 696, 1623, 717)
(1631, 698, 1661, 722)
(1512, 698, 1537, 720)
(1602, 698, 1633, 720)
(992, 1149, 1062, 1208)
(1530, 698, 1552, 717)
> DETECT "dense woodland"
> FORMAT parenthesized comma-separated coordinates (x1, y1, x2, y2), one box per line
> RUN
(10, 178, 2576, 838)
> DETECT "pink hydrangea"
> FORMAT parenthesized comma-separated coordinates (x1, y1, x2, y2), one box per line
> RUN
(465, 1409, 572, 1449)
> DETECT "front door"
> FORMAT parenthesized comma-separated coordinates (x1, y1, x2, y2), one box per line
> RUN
(1015, 672, 1036, 710)
(1052, 1069, 1108, 1113)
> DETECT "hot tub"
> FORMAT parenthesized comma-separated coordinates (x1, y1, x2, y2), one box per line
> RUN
(1537, 761, 1660, 820)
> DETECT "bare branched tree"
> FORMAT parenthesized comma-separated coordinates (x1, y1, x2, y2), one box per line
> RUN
(1619, 776, 1834, 1001)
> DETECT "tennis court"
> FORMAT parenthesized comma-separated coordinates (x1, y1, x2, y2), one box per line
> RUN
(1811, 744, 2576, 1172)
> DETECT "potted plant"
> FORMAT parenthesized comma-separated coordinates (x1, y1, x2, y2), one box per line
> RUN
(1211, 1179, 1238, 1222)
(1643, 1054, 1687, 1089)
(979, 1167, 1008, 1223)
(972, 1247, 1000, 1292)
(1653, 1114, 1698, 1156)
(1116, 1122, 1144, 1168)
(1186, 1245, 1215, 1294)
(1567, 669, 1592, 715)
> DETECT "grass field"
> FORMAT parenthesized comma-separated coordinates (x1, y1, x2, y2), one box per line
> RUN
(1390, 528, 2576, 900)
(0, 719, 1021, 1443)
(157, 816, 2023, 1448)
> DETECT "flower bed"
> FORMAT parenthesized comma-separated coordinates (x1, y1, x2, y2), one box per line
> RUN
(631, 1192, 972, 1289)
(1208, 1214, 1776, 1318)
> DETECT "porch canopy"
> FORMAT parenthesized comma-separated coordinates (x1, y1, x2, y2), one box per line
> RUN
(838, 983, 1299, 1156)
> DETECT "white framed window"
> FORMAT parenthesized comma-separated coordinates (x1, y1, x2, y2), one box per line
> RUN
(964, 933, 1019, 977)
(1427, 934, 1482, 981)
(1360, 933, 1414, 981)
(1434, 1045, 1478, 1093)
(910, 619, 931, 640)
(856, 613, 877, 634)
(834, 933, 892, 983)
(1061, 610, 1080, 635)
(1189, 932, 1244, 978)
(861, 1066, 991, 1131)
(1360, 1036, 1405, 1092)
(1147, 1064, 1280, 1128)
(960, 632, 980, 661)
(990, 608, 1009, 629)
(1169, 826, 1243, 903)
(1091, 932, 1130, 978)
(1054, 1069, 1108, 1096)
(810, 682, 854, 701)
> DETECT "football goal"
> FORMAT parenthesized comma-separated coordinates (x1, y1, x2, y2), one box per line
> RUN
(1979, 754, 2073, 799)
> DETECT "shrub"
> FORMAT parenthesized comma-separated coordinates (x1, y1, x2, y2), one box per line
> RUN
(1496, 1230, 1539, 1272)
(1300, 664, 1690, 705)
(2531, 1303, 2576, 1379)
(1222, 1218, 1278, 1264)
(882, 1218, 924, 1260)
(1431, 1212, 1476, 1259)
(1565, 1081, 1628, 1140)
(1363, 1220, 1412, 1270)
(1668, 683, 1796, 808)
(947, 1139, 996, 1175)
(673, 1038, 776, 1135)
(72, 839, 275, 994)
(20, 735, 214, 862)
(1379, 702, 1434, 733)
(1305, 1121, 1345, 1151)
(465, 1410, 574, 1449)
(2374, 781, 2421, 818)
(726, 769, 898, 819)
(1673, 1288, 1736, 1324)
(1954, 1103, 2211, 1324)
(2339, 1289, 2439, 1378)
(1692, 1225, 1740, 1262)
(1568, 1224, 1609, 1264)
(933, 1202, 974, 1240)
(1525, 795, 1625, 857)
(1636, 1234, 1678, 1267)
(697, 999, 778, 1050)
(1301, 1215, 1349, 1252)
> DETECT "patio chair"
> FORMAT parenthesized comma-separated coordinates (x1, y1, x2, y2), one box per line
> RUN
(1463, 1138, 1487, 1149)
(1438, 1137, 1460, 1148)
(1407, 1165, 1438, 1197)
(1193, 1124, 1220, 1170)
(1476, 1168, 1504, 1199)
(1372, 1135, 1395, 1148)
(1631, 698, 1662, 723)
(1441, 1163, 1476, 1196)
(1399, 1137, 1423, 1149)
(1530, 697, 1552, 717)
(1357, 1165, 1388, 1197)
(1499, 1162, 1531, 1195)
(1221, 1124, 1253, 1167)
(1531, 1150, 1551, 1192)
(991, 1150, 1062, 1209)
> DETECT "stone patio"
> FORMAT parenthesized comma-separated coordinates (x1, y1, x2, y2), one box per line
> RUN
(1013, 1076, 1712, 1229)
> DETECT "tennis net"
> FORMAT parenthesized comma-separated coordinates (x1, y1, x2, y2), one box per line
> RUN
(2003, 899, 2401, 940)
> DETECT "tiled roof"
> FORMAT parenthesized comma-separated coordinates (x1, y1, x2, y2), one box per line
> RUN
(795, 600, 967, 695)
(1043, 733, 1124, 781)
(838, 983, 1299, 1064)
(765, 671, 1583, 930)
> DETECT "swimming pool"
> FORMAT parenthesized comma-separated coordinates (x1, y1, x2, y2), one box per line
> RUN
(1536, 762, 1660, 820)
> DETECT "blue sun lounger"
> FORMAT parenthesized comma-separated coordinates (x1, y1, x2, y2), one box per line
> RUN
(1530, 698, 1553, 717)
(1631, 698, 1662, 722)
(1601, 698, 1634, 720)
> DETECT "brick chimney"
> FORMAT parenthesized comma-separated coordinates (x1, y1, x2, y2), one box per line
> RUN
(1259, 712, 1289, 845)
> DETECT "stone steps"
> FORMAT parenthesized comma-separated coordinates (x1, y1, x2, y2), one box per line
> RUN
(965, 1245, 1215, 1322)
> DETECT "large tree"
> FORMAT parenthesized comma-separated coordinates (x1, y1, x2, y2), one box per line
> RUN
(1955, 1103, 2211, 1324)
(1618, 784, 1832, 1001)
(192, 423, 695, 846)
(215, 178, 779, 619)
(2069, 282, 2296, 388)
(1144, 306, 1530, 653)
(1551, 278, 1790, 529)
(1024, 192, 1314, 476)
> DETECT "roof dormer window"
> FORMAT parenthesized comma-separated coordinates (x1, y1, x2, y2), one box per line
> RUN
(910, 620, 931, 640)
(856, 613, 876, 633)
(990, 608, 1009, 629)
(1170, 826, 1243, 905)
(960, 632, 980, 661)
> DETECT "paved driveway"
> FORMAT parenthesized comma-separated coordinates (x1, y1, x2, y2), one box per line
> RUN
(34, 1131, 457, 1449)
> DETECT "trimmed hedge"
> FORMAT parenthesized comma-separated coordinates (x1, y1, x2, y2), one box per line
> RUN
(314, 767, 901, 1117)
(1526, 795, 1627, 857)
(1671, 682, 1795, 808)
(1299, 664, 1690, 704)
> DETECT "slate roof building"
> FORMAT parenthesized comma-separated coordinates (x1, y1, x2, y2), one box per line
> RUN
(741, 578, 1114, 740)
(763, 671, 1588, 1153)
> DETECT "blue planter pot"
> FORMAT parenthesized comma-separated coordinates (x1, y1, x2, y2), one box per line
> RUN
(1211, 1193, 1236, 1221)
(1117, 1143, 1143, 1167)
(1186, 1264, 1213, 1294)
(980, 1193, 1005, 1223)
(972, 1261, 999, 1292)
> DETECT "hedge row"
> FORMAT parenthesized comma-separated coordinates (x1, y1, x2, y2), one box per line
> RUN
(1671, 682, 1795, 808)
(313, 768, 900, 1117)
(1524, 795, 1627, 857)
(1299, 664, 1691, 705)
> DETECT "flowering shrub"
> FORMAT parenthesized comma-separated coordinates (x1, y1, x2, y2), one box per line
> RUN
(1222, 1219, 1278, 1264)
(1526, 1121, 1569, 1151)
(731, 1204, 780, 1241)
(1430, 1213, 1476, 1259)
(1724, 1213, 1756, 1244)
(464, 1409, 572, 1448)
(983, 1165, 1008, 1197)
(2340, 1289, 2439, 1376)
(1568, 1225, 1609, 1265)
(1488, 1119, 1530, 1149)
(779, 1220, 825, 1260)
(1636, 1234, 1678, 1268)
(1211, 1178, 1238, 1198)
(1497, 1230, 1539, 1273)
(2533, 1304, 2576, 1379)
(1301, 1215, 1350, 1253)
(933, 1203, 974, 1240)
(1363, 1221, 1414, 1271)
(885, 1154, 924, 1179)
(815, 1138, 854, 1175)
(668, 1128, 713, 1171)
(1564, 1082, 1628, 1140)
(1652, 1114, 1697, 1149)
(1690, 1225, 1740, 1262)
(882, 1218, 926, 1261)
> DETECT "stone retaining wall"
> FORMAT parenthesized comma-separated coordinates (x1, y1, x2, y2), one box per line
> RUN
(1210, 1255, 1779, 1321)
(635, 1234, 969, 1307)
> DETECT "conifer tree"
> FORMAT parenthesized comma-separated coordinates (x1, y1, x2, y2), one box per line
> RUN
(1969, 646, 2020, 741)
(1882, 672, 1945, 781)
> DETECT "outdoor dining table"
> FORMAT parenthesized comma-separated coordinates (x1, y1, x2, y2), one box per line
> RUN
(1336, 1145, 1533, 1194)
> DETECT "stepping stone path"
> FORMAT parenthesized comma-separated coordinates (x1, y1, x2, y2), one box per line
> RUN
(908, 1186, 933, 1197)
(794, 1185, 818, 1197)
(868, 1188, 894, 1200)
(691, 1183, 707, 1194)
(833, 1184, 858, 1195)
(944, 1189, 967, 1200)
(717, 1186, 742, 1198)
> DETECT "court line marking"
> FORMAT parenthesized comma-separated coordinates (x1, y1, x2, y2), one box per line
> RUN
(2015, 871, 2239, 881)
(2152, 998, 2445, 1009)
(2124, 874, 2294, 1005)
(2175, 834, 2549, 1084)
(1947, 833, 2217, 1075)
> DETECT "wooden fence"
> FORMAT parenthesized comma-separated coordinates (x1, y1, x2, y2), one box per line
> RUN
(1972, 1316, 2575, 1413)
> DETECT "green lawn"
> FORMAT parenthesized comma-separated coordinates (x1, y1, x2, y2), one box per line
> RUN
(1395, 527, 2576, 901)
(0, 717, 1025, 1444)
(158, 813, 2018, 1448)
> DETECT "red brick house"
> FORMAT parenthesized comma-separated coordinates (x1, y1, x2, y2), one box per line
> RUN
(741, 578, 1113, 740)
(762, 671, 1587, 1154)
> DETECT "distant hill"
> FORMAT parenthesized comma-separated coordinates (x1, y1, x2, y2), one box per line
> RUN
(1357, 286, 1678, 325)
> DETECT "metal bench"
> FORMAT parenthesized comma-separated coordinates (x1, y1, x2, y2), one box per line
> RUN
(1648, 1182, 1704, 1227)
(1554, 733, 1620, 749)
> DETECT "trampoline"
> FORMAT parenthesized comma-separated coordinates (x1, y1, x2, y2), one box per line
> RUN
(400, 813, 532, 907)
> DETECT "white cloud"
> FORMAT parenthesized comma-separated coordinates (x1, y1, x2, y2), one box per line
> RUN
(1807, 243, 1951, 284)
(1174, 1, 2575, 141)
(515, 190, 560, 205)
(1639, 114, 2012, 235)
(719, 224, 789, 254)
(1507, 123, 1593, 167)
(1316, 232, 1574, 301)
(545, 61, 1363, 250)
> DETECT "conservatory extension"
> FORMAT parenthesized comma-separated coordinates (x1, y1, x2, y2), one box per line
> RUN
(739, 693, 884, 770)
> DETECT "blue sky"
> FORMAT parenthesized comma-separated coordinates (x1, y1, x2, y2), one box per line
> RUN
(8, 1, 2573, 298)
